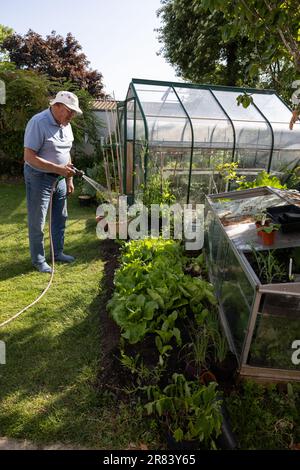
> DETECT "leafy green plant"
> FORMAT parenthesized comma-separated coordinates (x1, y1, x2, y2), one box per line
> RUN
(237, 170, 286, 190)
(251, 248, 287, 284)
(215, 162, 239, 183)
(180, 321, 210, 376)
(142, 173, 176, 208)
(145, 373, 223, 447)
(254, 211, 268, 224)
(257, 223, 281, 234)
(108, 239, 217, 368)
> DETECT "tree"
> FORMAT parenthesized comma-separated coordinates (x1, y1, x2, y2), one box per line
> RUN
(200, 0, 300, 73)
(157, 0, 298, 99)
(157, 0, 258, 86)
(0, 24, 15, 71)
(0, 70, 100, 175)
(1, 30, 105, 98)
(0, 70, 49, 174)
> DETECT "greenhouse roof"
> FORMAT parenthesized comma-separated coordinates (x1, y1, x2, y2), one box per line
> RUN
(125, 78, 300, 158)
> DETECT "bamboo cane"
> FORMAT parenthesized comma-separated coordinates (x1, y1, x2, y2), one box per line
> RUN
(112, 92, 124, 194)
(103, 139, 112, 194)
(105, 98, 118, 193)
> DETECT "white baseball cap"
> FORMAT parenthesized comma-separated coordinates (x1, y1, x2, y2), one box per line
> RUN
(50, 91, 83, 115)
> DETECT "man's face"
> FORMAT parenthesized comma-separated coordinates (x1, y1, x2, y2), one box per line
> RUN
(55, 103, 77, 126)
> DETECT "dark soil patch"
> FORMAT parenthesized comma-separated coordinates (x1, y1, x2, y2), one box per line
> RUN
(96, 241, 238, 403)
(220, 215, 254, 227)
(96, 239, 125, 395)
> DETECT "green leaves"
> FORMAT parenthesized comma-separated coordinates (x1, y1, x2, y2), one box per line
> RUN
(236, 92, 254, 108)
(145, 373, 223, 446)
(237, 170, 286, 190)
(108, 238, 217, 360)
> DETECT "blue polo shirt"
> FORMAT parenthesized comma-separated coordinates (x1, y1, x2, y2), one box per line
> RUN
(24, 108, 74, 172)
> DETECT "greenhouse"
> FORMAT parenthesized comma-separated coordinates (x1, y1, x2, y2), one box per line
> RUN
(205, 186, 300, 382)
(119, 78, 300, 204)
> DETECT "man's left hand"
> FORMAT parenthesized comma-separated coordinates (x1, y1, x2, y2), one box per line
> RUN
(67, 178, 75, 195)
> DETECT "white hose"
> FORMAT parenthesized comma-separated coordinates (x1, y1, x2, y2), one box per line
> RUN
(0, 180, 57, 329)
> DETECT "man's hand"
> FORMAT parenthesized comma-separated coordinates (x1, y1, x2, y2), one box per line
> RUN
(67, 178, 75, 195)
(59, 163, 76, 178)
(290, 110, 299, 130)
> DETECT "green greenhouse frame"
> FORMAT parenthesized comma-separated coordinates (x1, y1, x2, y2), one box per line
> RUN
(118, 78, 300, 204)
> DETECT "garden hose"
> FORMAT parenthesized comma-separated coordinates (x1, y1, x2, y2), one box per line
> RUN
(0, 166, 94, 329)
(0, 179, 58, 329)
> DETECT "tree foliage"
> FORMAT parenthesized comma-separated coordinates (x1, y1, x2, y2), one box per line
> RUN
(157, 0, 258, 86)
(0, 70, 49, 174)
(0, 24, 15, 70)
(0, 70, 100, 175)
(157, 0, 299, 99)
(1, 29, 105, 98)
(201, 0, 300, 72)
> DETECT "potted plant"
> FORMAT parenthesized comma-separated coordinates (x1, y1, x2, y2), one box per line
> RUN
(258, 223, 281, 246)
(254, 212, 271, 237)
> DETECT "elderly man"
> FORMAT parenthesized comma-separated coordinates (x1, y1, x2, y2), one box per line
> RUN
(24, 91, 82, 273)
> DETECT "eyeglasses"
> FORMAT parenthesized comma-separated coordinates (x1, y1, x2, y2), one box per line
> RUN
(62, 104, 76, 116)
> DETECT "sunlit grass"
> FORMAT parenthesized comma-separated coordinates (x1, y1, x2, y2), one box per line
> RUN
(0, 182, 156, 448)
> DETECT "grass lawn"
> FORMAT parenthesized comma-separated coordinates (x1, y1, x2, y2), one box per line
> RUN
(0, 182, 155, 449)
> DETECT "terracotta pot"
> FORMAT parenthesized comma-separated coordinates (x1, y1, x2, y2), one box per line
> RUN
(261, 230, 276, 246)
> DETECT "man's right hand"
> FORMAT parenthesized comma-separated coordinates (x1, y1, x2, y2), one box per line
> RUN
(290, 110, 299, 130)
(58, 164, 76, 178)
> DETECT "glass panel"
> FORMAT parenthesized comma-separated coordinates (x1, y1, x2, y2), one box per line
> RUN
(235, 149, 270, 169)
(205, 206, 255, 355)
(248, 293, 300, 369)
(218, 236, 254, 355)
(270, 150, 300, 173)
(252, 93, 291, 123)
(271, 122, 300, 151)
(133, 100, 147, 198)
(135, 100, 146, 142)
(175, 87, 234, 149)
(213, 90, 265, 121)
(246, 94, 300, 160)
(133, 141, 145, 201)
(189, 150, 232, 203)
(209, 189, 286, 220)
(147, 148, 191, 204)
(134, 84, 192, 146)
(213, 90, 272, 153)
(126, 99, 134, 140)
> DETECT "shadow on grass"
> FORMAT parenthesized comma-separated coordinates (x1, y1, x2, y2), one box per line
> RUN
(0, 291, 105, 446)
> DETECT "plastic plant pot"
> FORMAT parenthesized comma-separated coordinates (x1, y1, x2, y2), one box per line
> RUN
(261, 230, 276, 246)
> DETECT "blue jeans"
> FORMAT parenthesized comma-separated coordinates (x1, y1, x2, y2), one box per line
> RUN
(24, 164, 68, 265)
